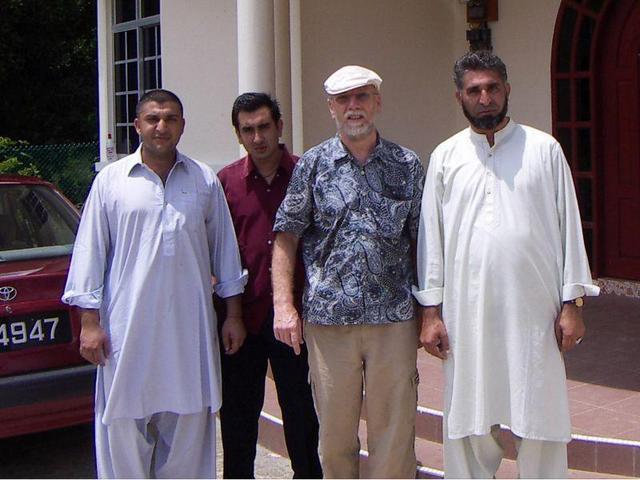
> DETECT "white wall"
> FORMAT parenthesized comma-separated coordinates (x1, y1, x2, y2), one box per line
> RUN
(299, 0, 461, 163)
(154, 0, 562, 169)
(489, 0, 561, 133)
(298, 0, 562, 162)
(161, 0, 240, 170)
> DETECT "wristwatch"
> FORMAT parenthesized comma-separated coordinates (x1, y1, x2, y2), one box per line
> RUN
(564, 297, 584, 307)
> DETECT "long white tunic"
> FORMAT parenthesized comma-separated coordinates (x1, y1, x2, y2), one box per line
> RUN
(413, 120, 599, 442)
(63, 148, 247, 424)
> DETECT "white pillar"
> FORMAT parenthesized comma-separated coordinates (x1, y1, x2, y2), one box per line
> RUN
(274, 0, 292, 151)
(237, 0, 276, 94)
(289, 0, 304, 154)
(95, 0, 113, 171)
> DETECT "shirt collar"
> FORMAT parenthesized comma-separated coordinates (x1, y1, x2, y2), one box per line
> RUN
(125, 145, 187, 176)
(241, 144, 295, 179)
(468, 118, 517, 148)
(329, 132, 383, 165)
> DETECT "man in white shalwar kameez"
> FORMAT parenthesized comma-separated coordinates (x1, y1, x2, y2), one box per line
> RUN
(413, 51, 599, 478)
(63, 89, 247, 478)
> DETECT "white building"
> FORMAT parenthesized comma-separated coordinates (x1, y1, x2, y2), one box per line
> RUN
(96, 0, 640, 285)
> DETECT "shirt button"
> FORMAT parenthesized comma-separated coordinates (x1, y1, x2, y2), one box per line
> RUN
(361, 169, 365, 175)
(267, 240, 272, 245)
(266, 189, 271, 193)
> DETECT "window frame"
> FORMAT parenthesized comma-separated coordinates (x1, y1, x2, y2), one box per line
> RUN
(111, 0, 161, 155)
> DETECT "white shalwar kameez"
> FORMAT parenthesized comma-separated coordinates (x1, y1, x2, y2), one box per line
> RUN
(413, 120, 599, 478)
(63, 147, 247, 478)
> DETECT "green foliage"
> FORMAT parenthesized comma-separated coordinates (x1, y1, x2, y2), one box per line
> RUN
(0, 157, 41, 177)
(0, 137, 40, 176)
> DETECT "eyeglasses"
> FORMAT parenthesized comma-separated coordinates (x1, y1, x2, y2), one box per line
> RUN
(331, 91, 378, 105)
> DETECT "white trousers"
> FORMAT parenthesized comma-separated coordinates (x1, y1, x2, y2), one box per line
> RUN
(95, 409, 216, 479)
(444, 424, 568, 479)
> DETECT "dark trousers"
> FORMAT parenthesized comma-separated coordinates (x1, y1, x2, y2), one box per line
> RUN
(219, 314, 322, 479)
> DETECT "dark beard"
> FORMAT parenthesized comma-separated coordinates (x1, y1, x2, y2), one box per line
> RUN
(462, 97, 508, 131)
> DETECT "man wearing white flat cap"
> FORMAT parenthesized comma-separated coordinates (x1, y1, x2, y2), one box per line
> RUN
(271, 65, 425, 478)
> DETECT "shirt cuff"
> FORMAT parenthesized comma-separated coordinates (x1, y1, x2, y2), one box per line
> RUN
(412, 285, 443, 306)
(214, 269, 249, 298)
(562, 282, 600, 302)
(61, 287, 103, 309)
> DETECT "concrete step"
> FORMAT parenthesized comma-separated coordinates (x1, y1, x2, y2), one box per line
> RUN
(258, 409, 625, 478)
(414, 404, 640, 477)
(259, 376, 640, 477)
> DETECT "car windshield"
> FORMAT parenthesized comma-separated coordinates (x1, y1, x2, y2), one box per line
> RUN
(0, 184, 78, 261)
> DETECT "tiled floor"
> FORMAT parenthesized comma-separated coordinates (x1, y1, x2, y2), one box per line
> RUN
(417, 293, 640, 441)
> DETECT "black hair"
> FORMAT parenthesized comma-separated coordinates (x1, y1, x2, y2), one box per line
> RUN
(136, 89, 184, 117)
(453, 50, 508, 90)
(231, 92, 281, 130)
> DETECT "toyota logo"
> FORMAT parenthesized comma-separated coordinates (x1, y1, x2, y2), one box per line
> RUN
(0, 286, 17, 302)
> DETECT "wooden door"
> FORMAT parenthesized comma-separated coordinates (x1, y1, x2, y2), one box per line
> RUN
(599, 0, 640, 280)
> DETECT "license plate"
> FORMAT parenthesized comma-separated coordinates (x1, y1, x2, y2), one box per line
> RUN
(0, 312, 71, 352)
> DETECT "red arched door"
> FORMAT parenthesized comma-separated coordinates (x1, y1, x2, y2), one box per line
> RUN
(599, 0, 640, 280)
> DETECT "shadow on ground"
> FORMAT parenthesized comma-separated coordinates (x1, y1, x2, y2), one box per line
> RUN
(564, 294, 640, 391)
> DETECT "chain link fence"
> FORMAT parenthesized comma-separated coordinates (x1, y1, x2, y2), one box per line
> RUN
(0, 142, 98, 207)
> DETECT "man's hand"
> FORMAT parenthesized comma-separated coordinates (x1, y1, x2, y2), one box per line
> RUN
(272, 232, 302, 355)
(79, 309, 110, 366)
(555, 303, 586, 352)
(221, 315, 246, 355)
(418, 305, 450, 360)
(273, 303, 303, 355)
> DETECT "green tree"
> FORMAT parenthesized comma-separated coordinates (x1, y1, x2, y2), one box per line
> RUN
(0, 137, 40, 176)
(0, 0, 98, 144)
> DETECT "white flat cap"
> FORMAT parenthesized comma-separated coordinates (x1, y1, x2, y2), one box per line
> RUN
(324, 65, 382, 95)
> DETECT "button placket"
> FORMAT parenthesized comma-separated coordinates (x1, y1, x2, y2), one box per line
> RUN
(161, 177, 177, 256)
(483, 150, 496, 225)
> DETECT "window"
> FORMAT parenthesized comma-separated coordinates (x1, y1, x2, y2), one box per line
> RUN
(112, 0, 161, 155)
(551, 0, 607, 274)
(0, 185, 78, 257)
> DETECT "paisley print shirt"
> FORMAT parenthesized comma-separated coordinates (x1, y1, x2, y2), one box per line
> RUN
(274, 134, 425, 325)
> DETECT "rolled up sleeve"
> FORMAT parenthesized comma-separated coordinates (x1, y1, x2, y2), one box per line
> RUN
(413, 150, 445, 307)
(208, 177, 248, 299)
(62, 175, 110, 309)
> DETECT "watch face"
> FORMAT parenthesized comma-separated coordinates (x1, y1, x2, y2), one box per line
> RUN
(575, 297, 584, 307)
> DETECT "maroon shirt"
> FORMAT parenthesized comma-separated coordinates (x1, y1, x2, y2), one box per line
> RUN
(216, 146, 304, 334)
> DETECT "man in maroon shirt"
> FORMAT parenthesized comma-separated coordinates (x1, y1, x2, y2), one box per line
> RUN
(215, 92, 321, 479)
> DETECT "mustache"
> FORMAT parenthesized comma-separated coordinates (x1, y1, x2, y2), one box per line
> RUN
(345, 111, 365, 119)
(462, 98, 509, 130)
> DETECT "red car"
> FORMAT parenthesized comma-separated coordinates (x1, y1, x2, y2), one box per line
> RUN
(0, 174, 94, 438)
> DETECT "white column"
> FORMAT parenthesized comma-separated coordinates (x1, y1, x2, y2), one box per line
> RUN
(289, 0, 304, 154)
(95, 0, 113, 171)
(274, 0, 292, 150)
(237, 0, 276, 94)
